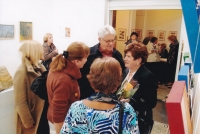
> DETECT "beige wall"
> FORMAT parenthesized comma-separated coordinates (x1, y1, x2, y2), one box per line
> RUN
(115, 9, 182, 54)
(115, 10, 136, 57)
(140, 10, 182, 49)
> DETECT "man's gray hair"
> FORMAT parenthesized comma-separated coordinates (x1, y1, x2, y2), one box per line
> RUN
(98, 25, 116, 38)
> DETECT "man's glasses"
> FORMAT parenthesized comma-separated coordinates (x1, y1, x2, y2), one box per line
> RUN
(101, 38, 116, 43)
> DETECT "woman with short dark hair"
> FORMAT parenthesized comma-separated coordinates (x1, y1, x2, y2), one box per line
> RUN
(118, 43, 158, 134)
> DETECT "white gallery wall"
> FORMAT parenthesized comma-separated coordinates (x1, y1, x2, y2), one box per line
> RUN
(0, 0, 106, 77)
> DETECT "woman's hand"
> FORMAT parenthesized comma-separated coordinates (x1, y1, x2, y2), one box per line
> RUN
(120, 99, 130, 103)
(24, 124, 34, 129)
(54, 122, 64, 134)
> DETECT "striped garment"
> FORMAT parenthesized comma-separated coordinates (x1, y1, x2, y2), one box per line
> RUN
(60, 100, 139, 134)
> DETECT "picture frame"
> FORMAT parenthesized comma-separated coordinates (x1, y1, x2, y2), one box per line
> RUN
(0, 24, 14, 39)
(20, 21, 32, 41)
(147, 30, 155, 37)
(157, 30, 166, 41)
(65, 27, 70, 37)
(118, 28, 127, 41)
(131, 29, 142, 40)
(169, 31, 177, 37)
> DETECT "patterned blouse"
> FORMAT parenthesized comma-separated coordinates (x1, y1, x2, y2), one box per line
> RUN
(60, 101, 139, 134)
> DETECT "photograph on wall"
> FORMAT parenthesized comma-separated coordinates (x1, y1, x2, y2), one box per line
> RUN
(147, 30, 155, 37)
(118, 28, 127, 41)
(0, 24, 14, 39)
(65, 27, 70, 37)
(157, 30, 166, 41)
(20, 22, 32, 41)
(169, 31, 177, 37)
(131, 29, 142, 40)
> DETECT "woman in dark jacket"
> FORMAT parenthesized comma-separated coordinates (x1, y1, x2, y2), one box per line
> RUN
(117, 43, 158, 134)
(166, 35, 179, 87)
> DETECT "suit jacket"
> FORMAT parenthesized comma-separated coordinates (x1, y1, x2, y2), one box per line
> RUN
(121, 65, 158, 113)
(13, 58, 46, 134)
(78, 43, 125, 100)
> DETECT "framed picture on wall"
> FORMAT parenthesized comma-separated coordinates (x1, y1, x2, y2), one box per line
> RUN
(147, 30, 155, 37)
(20, 21, 32, 41)
(0, 24, 14, 39)
(131, 29, 142, 40)
(118, 28, 127, 41)
(169, 31, 177, 37)
(157, 30, 166, 41)
(65, 27, 70, 37)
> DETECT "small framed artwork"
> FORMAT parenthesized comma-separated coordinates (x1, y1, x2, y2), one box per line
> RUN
(157, 30, 166, 41)
(118, 28, 127, 41)
(169, 31, 177, 37)
(20, 21, 32, 41)
(0, 24, 14, 39)
(131, 29, 142, 40)
(65, 27, 70, 37)
(147, 30, 155, 37)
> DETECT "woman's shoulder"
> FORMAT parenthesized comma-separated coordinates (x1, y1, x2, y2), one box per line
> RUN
(124, 102, 136, 113)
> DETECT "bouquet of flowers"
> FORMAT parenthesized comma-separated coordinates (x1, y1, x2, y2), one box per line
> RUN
(117, 79, 139, 100)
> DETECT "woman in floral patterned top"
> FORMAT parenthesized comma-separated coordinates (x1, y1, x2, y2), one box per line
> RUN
(60, 57, 139, 134)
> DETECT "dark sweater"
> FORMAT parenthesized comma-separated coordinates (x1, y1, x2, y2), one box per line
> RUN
(78, 43, 125, 100)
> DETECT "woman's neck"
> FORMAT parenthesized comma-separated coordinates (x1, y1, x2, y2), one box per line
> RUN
(129, 65, 141, 73)
(47, 42, 51, 46)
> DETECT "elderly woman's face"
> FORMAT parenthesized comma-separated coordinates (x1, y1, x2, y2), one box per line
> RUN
(99, 34, 115, 52)
(124, 51, 138, 69)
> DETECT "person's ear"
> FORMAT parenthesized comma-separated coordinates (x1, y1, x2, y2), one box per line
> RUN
(98, 38, 101, 42)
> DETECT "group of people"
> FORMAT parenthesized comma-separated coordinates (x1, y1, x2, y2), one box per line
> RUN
(126, 31, 179, 87)
(13, 25, 159, 134)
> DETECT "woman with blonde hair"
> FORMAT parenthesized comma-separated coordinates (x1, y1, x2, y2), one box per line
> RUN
(46, 42, 90, 134)
(60, 57, 139, 134)
(13, 40, 46, 134)
(42, 33, 58, 70)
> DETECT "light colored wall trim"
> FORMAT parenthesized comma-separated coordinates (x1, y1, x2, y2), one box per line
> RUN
(109, 0, 182, 10)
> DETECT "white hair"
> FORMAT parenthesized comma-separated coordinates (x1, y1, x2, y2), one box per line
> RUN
(98, 25, 116, 38)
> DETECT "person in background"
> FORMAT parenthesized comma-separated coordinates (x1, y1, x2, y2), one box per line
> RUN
(166, 35, 179, 88)
(146, 37, 160, 62)
(145, 37, 160, 82)
(142, 33, 153, 45)
(119, 43, 158, 134)
(125, 31, 139, 45)
(158, 43, 169, 58)
(46, 42, 90, 134)
(60, 57, 139, 134)
(42, 33, 58, 70)
(13, 40, 47, 134)
(78, 25, 125, 100)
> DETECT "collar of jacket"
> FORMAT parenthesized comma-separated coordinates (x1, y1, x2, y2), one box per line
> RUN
(62, 59, 82, 80)
(24, 58, 40, 74)
(90, 43, 117, 56)
(122, 65, 146, 81)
